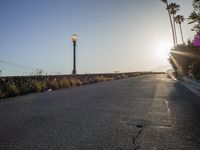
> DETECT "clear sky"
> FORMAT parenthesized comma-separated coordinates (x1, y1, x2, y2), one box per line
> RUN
(0, 0, 195, 76)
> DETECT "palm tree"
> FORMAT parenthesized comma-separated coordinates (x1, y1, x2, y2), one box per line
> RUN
(188, 0, 200, 33)
(161, 0, 176, 47)
(193, 0, 200, 12)
(188, 11, 200, 33)
(167, 3, 180, 46)
(175, 15, 185, 44)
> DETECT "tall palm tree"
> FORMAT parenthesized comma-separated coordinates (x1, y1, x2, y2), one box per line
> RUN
(188, 0, 200, 33)
(175, 15, 185, 44)
(161, 0, 176, 47)
(193, 0, 200, 12)
(188, 11, 200, 33)
(167, 3, 180, 46)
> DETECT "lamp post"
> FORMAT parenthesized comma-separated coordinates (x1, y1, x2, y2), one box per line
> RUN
(71, 34, 78, 75)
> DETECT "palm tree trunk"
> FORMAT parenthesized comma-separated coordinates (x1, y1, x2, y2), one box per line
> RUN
(166, 1, 176, 47)
(173, 14, 178, 46)
(179, 23, 184, 44)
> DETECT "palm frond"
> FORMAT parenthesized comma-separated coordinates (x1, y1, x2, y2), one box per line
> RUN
(188, 11, 200, 24)
(161, 0, 167, 3)
(167, 3, 180, 14)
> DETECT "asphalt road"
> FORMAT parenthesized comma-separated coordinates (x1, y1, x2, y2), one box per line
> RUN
(0, 74, 200, 150)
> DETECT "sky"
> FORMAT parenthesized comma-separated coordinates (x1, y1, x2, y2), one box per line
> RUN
(0, 0, 195, 76)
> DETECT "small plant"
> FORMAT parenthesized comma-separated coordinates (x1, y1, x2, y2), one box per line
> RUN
(32, 80, 47, 92)
(69, 78, 82, 87)
(58, 79, 70, 88)
(4, 82, 20, 97)
(0, 90, 5, 98)
(94, 75, 112, 82)
(47, 79, 60, 90)
(121, 73, 127, 79)
(116, 74, 127, 79)
(94, 75, 105, 82)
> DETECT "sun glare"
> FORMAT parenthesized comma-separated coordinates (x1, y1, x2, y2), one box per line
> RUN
(155, 42, 171, 60)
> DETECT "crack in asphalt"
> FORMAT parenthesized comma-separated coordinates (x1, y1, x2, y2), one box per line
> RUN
(132, 124, 144, 150)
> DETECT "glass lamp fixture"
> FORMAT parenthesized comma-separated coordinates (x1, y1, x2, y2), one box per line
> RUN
(71, 34, 78, 43)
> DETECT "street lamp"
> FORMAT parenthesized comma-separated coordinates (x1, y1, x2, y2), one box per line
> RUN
(71, 34, 78, 75)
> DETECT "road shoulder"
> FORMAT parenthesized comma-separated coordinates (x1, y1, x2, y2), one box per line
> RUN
(169, 74, 200, 97)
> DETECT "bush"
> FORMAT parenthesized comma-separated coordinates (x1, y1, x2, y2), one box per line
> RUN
(190, 61, 200, 79)
(4, 82, 20, 97)
(58, 79, 70, 88)
(0, 90, 5, 98)
(121, 74, 127, 78)
(94, 75, 112, 82)
(19, 83, 32, 94)
(0, 73, 142, 99)
(69, 78, 82, 87)
(94, 75, 105, 82)
(31, 81, 47, 92)
(116, 74, 127, 79)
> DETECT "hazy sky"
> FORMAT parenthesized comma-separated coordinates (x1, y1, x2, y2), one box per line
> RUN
(0, 0, 195, 76)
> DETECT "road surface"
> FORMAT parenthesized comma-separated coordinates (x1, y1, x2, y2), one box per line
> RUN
(0, 74, 200, 150)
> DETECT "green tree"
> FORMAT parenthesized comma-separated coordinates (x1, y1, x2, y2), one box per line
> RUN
(188, 0, 200, 33)
(190, 60, 200, 79)
(193, 0, 200, 12)
(167, 3, 180, 45)
(188, 11, 200, 33)
(161, 0, 176, 47)
(175, 15, 185, 44)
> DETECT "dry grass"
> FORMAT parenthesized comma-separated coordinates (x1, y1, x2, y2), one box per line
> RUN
(94, 75, 113, 82)
(32, 81, 47, 92)
(4, 82, 20, 97)
(0, 73, 151, 99)
(116, 73, 127, 79)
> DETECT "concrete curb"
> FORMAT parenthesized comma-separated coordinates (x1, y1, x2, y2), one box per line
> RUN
(181, 77, 200, 97)
(169, 75, 200, 97)
(180, 81, 200, 97)
(183, 77, 200, 90)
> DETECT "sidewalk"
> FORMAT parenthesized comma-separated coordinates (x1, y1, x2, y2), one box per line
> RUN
(181, 76, 200, 97)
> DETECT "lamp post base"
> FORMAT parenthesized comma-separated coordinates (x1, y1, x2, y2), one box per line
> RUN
(72, 70, 77, 75)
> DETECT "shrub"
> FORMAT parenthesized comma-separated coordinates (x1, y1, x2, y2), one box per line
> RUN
(47, 79, 62, 90)
(31, 80, 47, 92)
(0, 90, 5, 98)
(19, 83, 32, 94)
(0, 73, 140, 99)
(94, 75, 105, 82)
(190, 61, 200, 79)
(115, 74, 127, 79)
(4, 82, 20, 97)
(94, 75, 112, 82)
(58, 79, 70, 88)
(121, 74, 127, 79)
(69, 78, 82, 87)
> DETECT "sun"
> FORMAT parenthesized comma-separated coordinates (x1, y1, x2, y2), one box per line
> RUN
(155, 41, 172, 60)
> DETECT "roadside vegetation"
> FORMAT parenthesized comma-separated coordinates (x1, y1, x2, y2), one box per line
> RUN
(0, 72, 162, 100)
(161, 0, 200, 79)
(0, 76, 83, 99)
